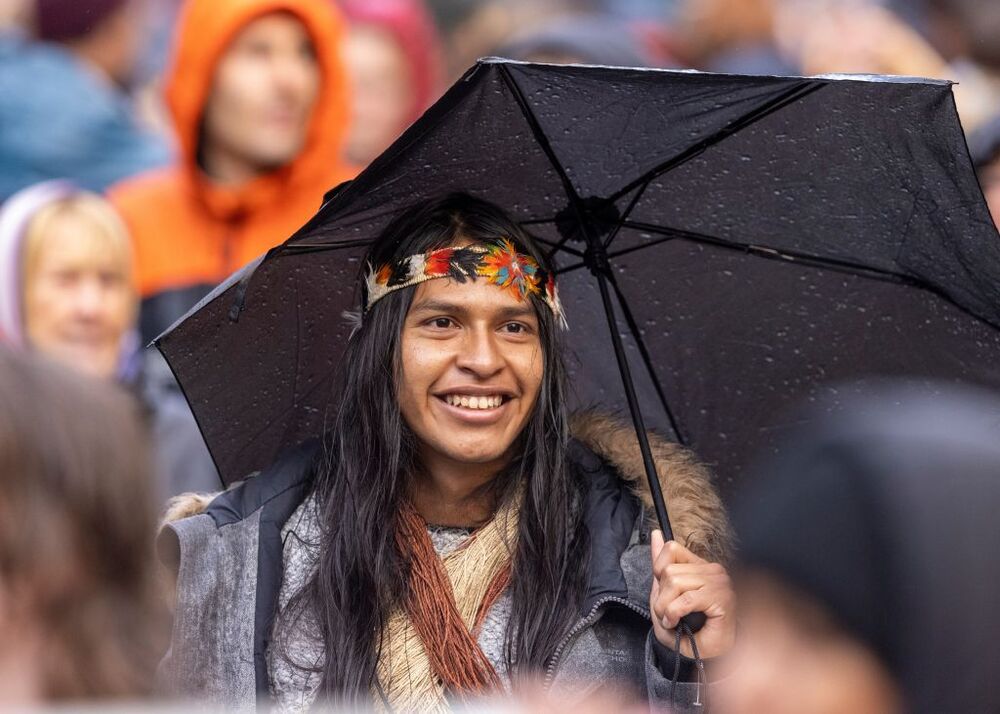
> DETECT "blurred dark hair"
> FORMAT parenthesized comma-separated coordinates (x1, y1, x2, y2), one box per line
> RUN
(0, 348, 166, 700)
(282, 193, 589, 702)
(969, 114, 1000, 171)
(928, 0, 1000, 68)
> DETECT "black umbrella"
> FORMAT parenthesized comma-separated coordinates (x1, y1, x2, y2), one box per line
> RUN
(158, 59, 1000, 546)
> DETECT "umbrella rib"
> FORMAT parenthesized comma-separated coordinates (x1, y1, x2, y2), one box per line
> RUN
(495, 218, 589, 259)
(498, 65, 587, 224)
(513, 216, 592, 259)
(617, 220, 918, 285)
(278, 239, 381, 253)
(605, 270, 687, 445)
(499, 66, 600, 264)
(543, 230, 581, 262)
(603, 179, 653, 250)
(607, 81, 826, 204)
(531, 233, 586, 258)
(557, 232, 681, 274)
(555, 261, 586, 275)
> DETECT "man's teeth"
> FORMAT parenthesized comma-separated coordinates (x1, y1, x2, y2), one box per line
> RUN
(444, 394, 505, 409)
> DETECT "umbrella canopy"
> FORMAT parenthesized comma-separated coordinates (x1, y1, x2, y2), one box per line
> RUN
(158, 59, 1000, 498)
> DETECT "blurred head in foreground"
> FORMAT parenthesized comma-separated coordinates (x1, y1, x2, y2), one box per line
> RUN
(0, 348, 164, 703)
(719, 383, 1000, 714)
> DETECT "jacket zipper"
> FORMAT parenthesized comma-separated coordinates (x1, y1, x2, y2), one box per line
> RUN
(543, 596, 651, 688)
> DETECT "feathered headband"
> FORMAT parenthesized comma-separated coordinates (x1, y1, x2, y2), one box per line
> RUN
(364, 239, 566, 327)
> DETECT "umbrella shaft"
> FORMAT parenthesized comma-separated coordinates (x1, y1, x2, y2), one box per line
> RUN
(591, 266, 674, 540)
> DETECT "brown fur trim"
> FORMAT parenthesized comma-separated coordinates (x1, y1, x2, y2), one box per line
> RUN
(160, 491, 218, 525)
(570, 410, 733, 564)
(156, 491, 221, 597)
(157, 412, 733, 564)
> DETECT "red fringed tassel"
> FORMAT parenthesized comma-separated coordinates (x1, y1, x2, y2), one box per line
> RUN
(396, 501, 508, 696)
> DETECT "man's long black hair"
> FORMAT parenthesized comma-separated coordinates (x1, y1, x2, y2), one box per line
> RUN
(279, 193, 590, 702)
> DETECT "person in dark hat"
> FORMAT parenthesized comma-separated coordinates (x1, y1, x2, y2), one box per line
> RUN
(33, 0, 128, 47)
(0, 0, 169, 199)
(718, 383, 1000, 714)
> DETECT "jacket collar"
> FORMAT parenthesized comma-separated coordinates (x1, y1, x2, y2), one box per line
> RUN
(162, 412, 732, 618)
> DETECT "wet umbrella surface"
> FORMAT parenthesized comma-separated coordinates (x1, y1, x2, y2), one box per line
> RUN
(158, 59, 1000, 505)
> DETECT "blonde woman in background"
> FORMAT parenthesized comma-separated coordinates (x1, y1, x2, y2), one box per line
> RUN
(0, 180, 217, 501)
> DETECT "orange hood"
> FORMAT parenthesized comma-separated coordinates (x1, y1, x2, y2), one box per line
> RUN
(164, 0, 351, 218)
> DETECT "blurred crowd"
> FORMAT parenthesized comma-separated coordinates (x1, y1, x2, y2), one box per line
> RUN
(1, 0, 1000, 709)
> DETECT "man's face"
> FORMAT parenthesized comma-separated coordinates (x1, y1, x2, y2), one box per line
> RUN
(23, 213, 136, 381)
(398, 274, 545, 473)
(202, 12, 320, 175)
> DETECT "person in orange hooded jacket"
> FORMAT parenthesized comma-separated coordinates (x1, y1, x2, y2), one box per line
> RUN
(110, 0, 355, 342)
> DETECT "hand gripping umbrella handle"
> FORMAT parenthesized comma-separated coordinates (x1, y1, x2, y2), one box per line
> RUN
(680, 611, 708, 633)
(588, 252, 707, 635)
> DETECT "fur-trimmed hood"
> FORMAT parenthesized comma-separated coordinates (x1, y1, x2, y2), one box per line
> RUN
(569, 411, 732, 563)
(164, 411, 732, 563)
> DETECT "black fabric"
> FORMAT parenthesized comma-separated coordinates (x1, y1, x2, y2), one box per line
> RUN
(651, 636, 697, 684)
(568, 440, 699, 683)
(569, 438, 641, 612)
(733, 383, 1000, 713)
(140, 283, 215, 345)
(734, 444, 894, 666)
(155, 60, 1000, 502)
(204, 439, 318, 528)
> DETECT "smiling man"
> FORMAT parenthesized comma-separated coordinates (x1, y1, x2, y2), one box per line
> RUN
(399, 267, 545, 528)
(110, 0, 354, 343)
(159, 194, 735, 711)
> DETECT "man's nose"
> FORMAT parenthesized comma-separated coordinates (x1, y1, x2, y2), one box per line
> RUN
(273, 51, 314, 96)
(455, 328, 504, 377)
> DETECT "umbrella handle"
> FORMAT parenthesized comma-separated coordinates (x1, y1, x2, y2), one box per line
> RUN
(680, 612, 707, 634)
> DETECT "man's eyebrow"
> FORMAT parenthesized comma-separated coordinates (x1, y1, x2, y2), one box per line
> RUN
(409, 299, 469, 315)
(494, 305, 538, 321)
(409, 299, 538, 321)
